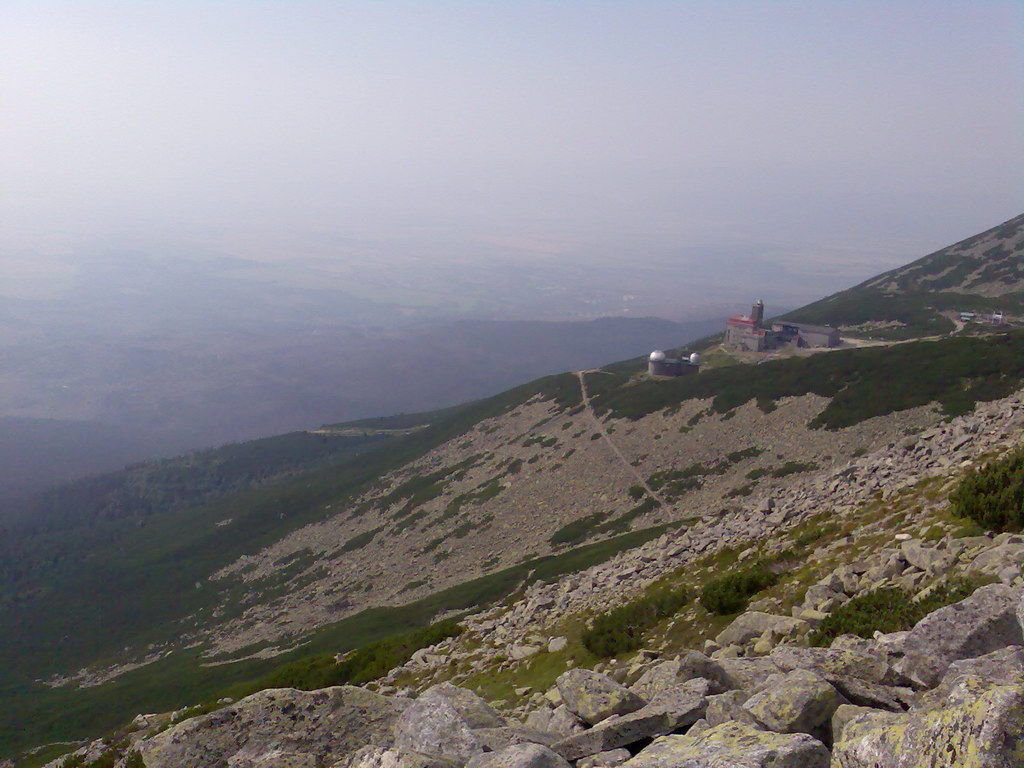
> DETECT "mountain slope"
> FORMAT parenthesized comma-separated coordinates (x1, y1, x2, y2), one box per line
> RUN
(783, 212, 1023, 338)
(4, 214, 1024, 755)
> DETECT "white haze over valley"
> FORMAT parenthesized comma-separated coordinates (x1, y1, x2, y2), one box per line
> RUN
(1, 0, 1022, 495)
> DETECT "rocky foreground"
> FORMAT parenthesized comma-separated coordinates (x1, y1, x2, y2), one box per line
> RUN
(61, 578, 1024, 767)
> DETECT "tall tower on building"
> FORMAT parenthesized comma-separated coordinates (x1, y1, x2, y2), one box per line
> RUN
(751, 299, 765, 327)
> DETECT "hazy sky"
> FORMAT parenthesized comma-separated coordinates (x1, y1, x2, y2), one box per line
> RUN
(2, 1, 1023, 305)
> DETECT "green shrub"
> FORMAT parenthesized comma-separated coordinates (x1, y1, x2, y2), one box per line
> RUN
(949, 448, 1024, 532)
(699, 563, 779, 615)
(809, 577, 987, 646)
(549, 513, 609, 546)
(628, 485, 646, 501)
(582, 583, 690, 657)
(242, 620, 462, 693)
(771, 461, 818, 478)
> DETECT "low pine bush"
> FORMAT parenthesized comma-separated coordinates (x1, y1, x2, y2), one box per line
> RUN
(582, 583, 690, 657)
(949, 448, 1024, 532)
(809, 577, 987, 646)
(699, 563, 778, 615)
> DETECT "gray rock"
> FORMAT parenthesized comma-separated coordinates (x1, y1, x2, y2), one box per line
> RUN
(916, 645, 1024, 713)
(629, 652, 726, 699)
(742, 670, 846, 735)
(422, 683, 506, 729)
(832, 676, 1024, 767)
(823, 674, 913, 712)
(465, 744, 569, 768)
(715, 613, 807, 647)
(704, 690, 760, 729)
(769, 645, 888, 685)
(475, 727, 557, 751)
(576, 748, 631, 768)
(829, 705, 900, 745)
(715, 657, 780, 691)
(341, 746, 459, 768)
(969, 542, 1024, 576)
(620, 722, 830, 768)
(899, 540, 956, 574)
(548, 637, 569, 653)
(895, 583, 1023, 688)
(555, 669, 646, 726)
(139, 687, 406, 768)
(551, 689, 706, 760)
(548, 706, 585, 737)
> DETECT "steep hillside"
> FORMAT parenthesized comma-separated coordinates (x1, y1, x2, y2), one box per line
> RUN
(4, 329, 1024, 754)
(784, 212, 1023, 338)
(5, 214, 1024, 759)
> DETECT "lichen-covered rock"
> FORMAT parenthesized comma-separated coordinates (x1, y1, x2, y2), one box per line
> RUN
(715, 613, 807, 647)
(394, 684, 506, 764)
(829, 704, 901, 745)
(138, 687, 406, 768)
(900, 539, 957, 574)
(629, 652, 726, 699)
(548, 705, 586, 737)
(715, 657, 780, 692)
(832, 676, 1024, 767)
(340, 745, 459, 768)
(576, 748, 630, 768)
(769, 645, 888, 685)
(823, 674, 913, 712)
(422, 683, 506, 729)
(475, 727, 557, 751)
(704, 690, 761, 729)
(741, 670, 846, 735)
(555, 669, 646, 726)
(620, 722, 830, 768)
(465, 744, 570, 768)
(551, 688, 706, 760)
(915, 645, 1024, 714)
(895, 583, 1023, 688)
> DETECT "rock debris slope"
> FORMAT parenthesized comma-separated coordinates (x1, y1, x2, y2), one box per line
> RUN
(50, 388, 1024, 767)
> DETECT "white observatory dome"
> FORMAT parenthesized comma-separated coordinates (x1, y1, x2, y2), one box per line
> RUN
(649, 350, 666, 362)
(689, 353, 701, 365)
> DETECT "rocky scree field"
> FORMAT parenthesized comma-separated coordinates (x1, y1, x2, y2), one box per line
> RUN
(34, 383, 1024, 767)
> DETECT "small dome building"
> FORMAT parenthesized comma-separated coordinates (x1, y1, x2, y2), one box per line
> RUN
(648, 349, 701, 377)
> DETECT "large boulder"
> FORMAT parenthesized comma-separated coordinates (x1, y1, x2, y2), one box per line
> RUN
(394, 684, 507, 764)
(895, 583, 1023, 688)
(715, 613, 807, 647)
(769, 645, 888, 685)
(341, 746, 459, 768)
(551, 688, 706, 760)
(715, 657, 780, 691)
(916, 645, 1024, 713)
(555, 670, 646, 726)
(742, 670, 846, 736)
(138, 687, 406, 768)
(899, 540, 956, 574)
(620, 722, 830, 768)
(629, 652, 726, 699)
(832, 676, 1024, 768)
(422, 683, 506, 729)
(465, 744, 570, 768)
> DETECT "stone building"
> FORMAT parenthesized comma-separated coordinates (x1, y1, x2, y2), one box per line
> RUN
(725, 301, 840, 351)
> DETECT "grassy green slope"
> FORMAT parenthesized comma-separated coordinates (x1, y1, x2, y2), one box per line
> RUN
(783, 213, 1023, 339)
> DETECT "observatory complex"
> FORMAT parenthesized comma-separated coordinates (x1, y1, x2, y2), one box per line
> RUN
(725, 300, 840, 352)
(648, 350, 701, 377)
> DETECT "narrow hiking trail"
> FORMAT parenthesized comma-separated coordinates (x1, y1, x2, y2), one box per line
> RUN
(576, 369, 668, 508)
